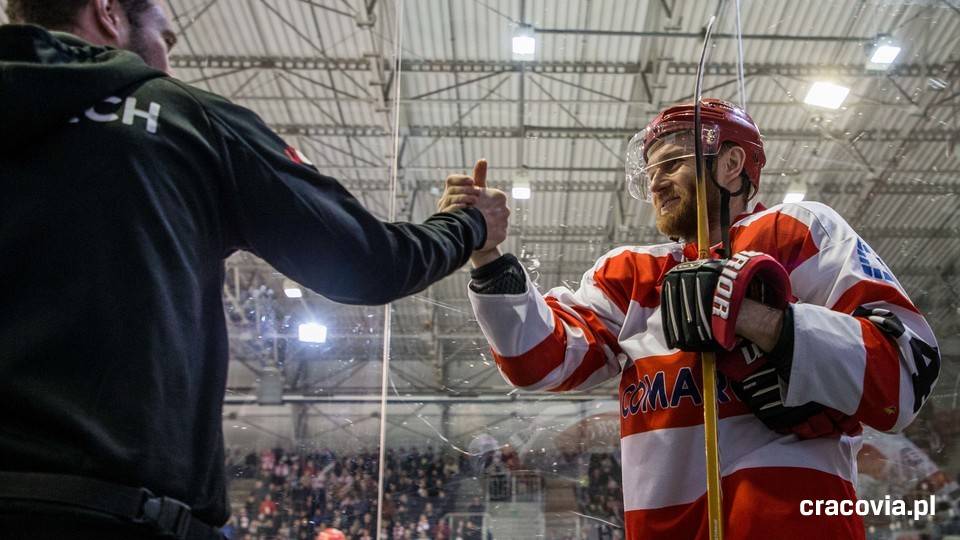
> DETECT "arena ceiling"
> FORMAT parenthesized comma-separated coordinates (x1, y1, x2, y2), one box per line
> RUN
(5, 0, 957, 454)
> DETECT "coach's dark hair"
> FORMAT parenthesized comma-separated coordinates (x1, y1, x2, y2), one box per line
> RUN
(7, 0, 154, 30)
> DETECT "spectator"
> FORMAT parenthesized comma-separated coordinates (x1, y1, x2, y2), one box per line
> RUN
(415, 514, 431, 538)
(258, 493, 278, 517)
(434, 518, 450, 540)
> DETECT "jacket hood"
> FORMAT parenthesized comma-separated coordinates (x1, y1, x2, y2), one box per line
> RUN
(0, 24, 166, 151)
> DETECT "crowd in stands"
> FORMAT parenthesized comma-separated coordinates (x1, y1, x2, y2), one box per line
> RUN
(222, 440, 960, 540)
(222, 447, 479, 540)
(220, 446, 626, 540)
(217, 404, 960, 540)
(579, 453, 624, 539)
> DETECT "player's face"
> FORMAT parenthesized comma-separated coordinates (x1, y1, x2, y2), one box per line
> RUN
(123, 0, 177, 74)
(647, 138, 723, 241)
(647, 140, 700, 239)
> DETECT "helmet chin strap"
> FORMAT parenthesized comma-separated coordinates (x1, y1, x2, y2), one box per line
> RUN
(706, 156, 750, 258)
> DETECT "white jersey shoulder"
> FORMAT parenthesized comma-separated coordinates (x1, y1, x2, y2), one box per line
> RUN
(736, 201, 859, 248)
(587, 242, 683, 273)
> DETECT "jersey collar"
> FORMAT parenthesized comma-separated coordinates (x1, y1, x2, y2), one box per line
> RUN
(681, 202, 768, 260)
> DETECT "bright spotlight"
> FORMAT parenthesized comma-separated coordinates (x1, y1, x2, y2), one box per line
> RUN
(783, 192, 805, 204)
(783, 182, 807, 204)
(512, 170, 531, 200)
(512, 25, 536, 61)
(870, 45, 901, 65)
(783, 181, 806, 204)
(283, 278, 303, 298)
(866, 35, 901, 70)
(803, 82, 849, 109)
(511, 187, 531, 199)
(298, 323, 327, 343)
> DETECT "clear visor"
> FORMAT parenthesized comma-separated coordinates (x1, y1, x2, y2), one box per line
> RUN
(624, 126, 721, 202)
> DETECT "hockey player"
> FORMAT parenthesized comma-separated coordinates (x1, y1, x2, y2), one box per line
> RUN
(442, 98, 941, 539)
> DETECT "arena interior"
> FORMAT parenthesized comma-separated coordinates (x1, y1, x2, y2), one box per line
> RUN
(4, 0, 957, 538)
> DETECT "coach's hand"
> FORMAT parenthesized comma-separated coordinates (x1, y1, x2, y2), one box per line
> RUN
(437, 160, 509, 267)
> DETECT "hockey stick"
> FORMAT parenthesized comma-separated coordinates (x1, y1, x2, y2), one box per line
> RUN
(694, 14, 724, 540)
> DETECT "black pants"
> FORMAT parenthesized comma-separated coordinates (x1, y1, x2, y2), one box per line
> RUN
(0, 500, 169, 540)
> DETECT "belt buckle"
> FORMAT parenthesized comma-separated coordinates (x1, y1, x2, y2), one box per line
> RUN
(138, 490, 191, 539)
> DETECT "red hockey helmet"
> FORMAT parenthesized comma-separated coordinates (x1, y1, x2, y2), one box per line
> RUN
(625, 98, 766, 201)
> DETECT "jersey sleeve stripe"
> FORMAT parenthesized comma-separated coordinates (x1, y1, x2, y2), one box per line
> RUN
(491, 315, 566, 388)
(831, 279, 920, 316)
(853, 319, 902, 431)
(591, 248, 677, 312)
(532, 300, 622, 392)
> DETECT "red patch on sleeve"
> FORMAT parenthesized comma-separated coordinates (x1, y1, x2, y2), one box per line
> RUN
(284, 146, 314, 166)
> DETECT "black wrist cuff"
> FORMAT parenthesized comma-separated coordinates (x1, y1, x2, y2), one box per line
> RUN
(469, 254, 527, 294)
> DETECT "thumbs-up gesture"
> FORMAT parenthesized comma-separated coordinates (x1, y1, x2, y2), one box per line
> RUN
(436, 159, 509, 266)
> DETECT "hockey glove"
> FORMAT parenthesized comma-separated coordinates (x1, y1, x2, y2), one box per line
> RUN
(711, 251, 792, 350)
(661, 250, 792, 352)
(728, 361, 859, 439)
(661, 258, 725, 352)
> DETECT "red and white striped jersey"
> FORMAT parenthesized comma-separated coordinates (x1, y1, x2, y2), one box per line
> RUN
(468, 202, 939, 540)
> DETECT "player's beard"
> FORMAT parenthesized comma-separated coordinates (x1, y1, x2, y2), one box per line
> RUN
(655, 172, 721, 241)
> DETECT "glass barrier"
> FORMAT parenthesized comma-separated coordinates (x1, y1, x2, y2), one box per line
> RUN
(386, 1, 960, 540)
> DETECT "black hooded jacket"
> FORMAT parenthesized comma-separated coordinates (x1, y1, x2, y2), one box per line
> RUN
(0, 25, 486, 525)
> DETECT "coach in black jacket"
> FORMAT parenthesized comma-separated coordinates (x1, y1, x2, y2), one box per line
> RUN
(0, 1, 509, 538)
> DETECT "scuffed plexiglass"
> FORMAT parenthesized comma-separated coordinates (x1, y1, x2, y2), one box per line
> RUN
(385, 1, 645, 538)
(221, 252, 388, 538)
(385, 1, 960, 540)
(183, 0, 960, 538)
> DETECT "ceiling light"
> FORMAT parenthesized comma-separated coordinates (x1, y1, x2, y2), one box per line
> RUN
(783, 192, 805, 204)
(512, 24, 536, 61)
(783, 181, 806, 204)
(866, 35, 901, 71)
(283, 278, 303, 298)
(804, 82, 849, 109)
(512, 187, 531, 199)
(298, 323, 327, 343)
(512, 170, 531, 199)
(870, 45, 901, 65)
